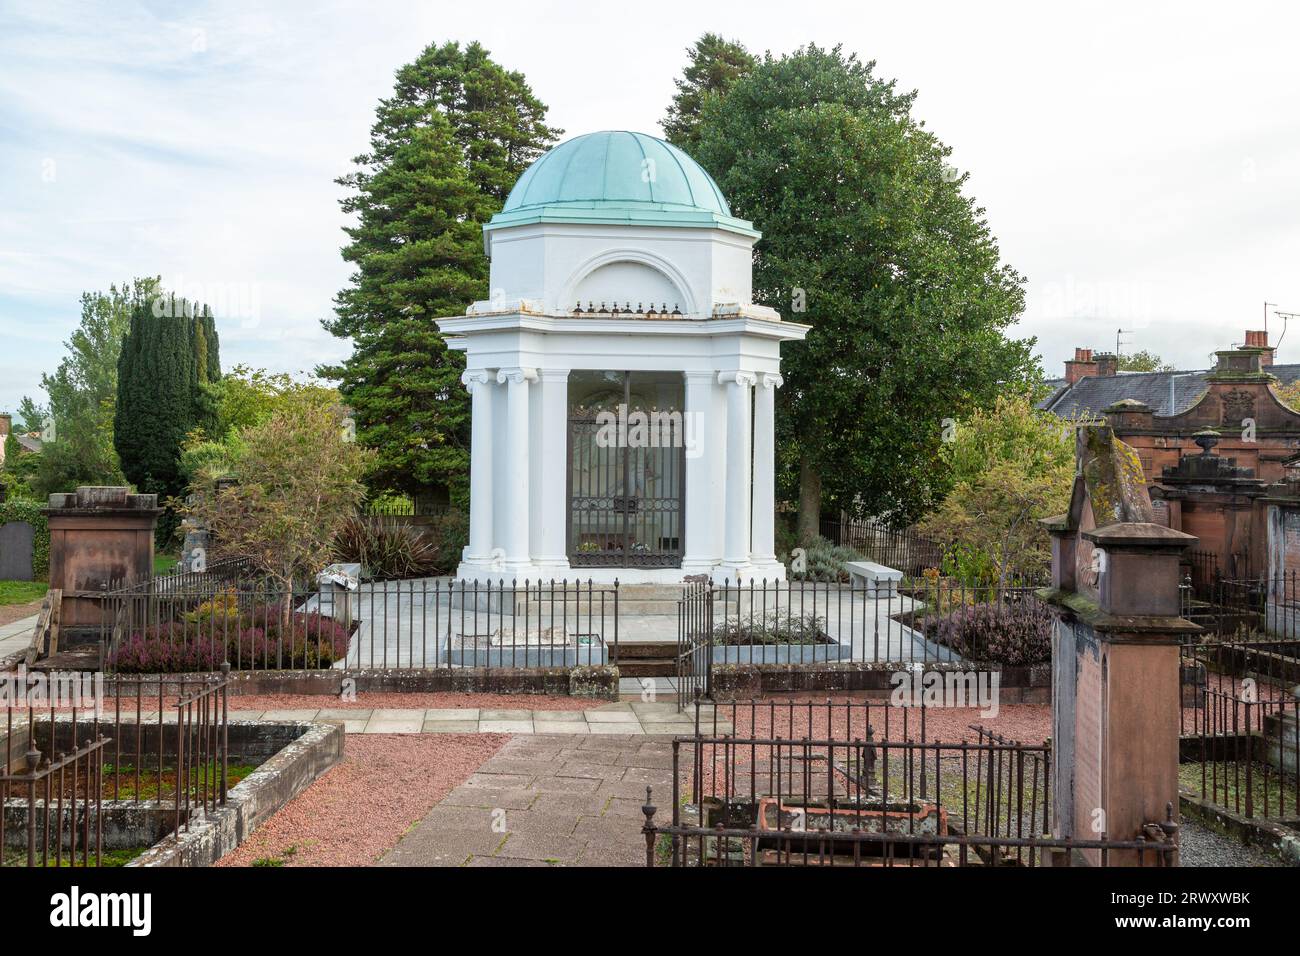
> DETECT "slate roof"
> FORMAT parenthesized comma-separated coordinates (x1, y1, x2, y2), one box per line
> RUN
(1039, 364, 1300, 418)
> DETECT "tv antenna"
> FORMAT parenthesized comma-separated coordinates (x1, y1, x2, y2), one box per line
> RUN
(1264, 301, 1277, 337)
(1116, 327, 1135, 361)
(1274, 308, 1299, 353)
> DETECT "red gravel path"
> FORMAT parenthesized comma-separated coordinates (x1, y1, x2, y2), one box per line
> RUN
(216, 734, 509, 867)
(83, 691, 595, 715)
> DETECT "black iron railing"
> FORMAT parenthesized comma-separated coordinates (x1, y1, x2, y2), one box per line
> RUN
(1, 669, 232, 866)
(1180, 635, 1300, 820)
(640, 729, 1177, 867)
(100, 576, 618, 672)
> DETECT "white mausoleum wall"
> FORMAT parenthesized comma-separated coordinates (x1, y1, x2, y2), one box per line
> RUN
(483, 223, 753, 317)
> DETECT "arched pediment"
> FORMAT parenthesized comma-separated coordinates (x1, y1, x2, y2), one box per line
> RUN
(562, 249, 696, 315)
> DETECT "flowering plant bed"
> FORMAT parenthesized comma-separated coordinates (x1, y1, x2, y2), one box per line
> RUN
(108, 607, 357, 673)
(704, 612, 851, 664)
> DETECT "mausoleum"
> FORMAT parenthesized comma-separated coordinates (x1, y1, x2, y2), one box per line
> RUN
(437, 130, 808, 584)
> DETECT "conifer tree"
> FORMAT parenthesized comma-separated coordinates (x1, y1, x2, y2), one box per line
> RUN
(320, 41, 558, 502)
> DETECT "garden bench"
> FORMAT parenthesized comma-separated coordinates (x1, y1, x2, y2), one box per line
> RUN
(843, 560, 903, 597)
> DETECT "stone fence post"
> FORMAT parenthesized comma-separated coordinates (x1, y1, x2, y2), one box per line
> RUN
(1040, 426, 1198, 865)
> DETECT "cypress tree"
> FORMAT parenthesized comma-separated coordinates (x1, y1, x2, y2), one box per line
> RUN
(114, 295, 220, 503)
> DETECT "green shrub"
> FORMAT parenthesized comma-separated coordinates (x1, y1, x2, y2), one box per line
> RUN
(332, 516, 442, 580)
(712, 611, 829, 645)
(421, 510, 468, 574)
(783, 535, 862, 582)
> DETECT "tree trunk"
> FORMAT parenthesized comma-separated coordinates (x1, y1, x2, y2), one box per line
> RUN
(796, 458, 822, 545)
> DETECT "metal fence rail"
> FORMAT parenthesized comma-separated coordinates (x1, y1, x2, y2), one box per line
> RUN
(641, 732, 1176, 867)
(99, 576, 618, 672)
(677, 579, 1051, 707)
(1, 734, 108, 868)
(1, 670, 232, 864)
(1180, 636, 1300, 820)
(819, 516, 945, 578)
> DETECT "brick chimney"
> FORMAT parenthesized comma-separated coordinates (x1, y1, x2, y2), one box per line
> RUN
(1094, 352, 1119, 377)
(1243, 329, 1274, 367)
(1065, 348, 1098, 385)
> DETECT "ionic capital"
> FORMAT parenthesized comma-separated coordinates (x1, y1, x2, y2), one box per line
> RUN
(461, 369, 494, 390)
(717, 370, 757, 388)
(497, 367, 539, 385)
(759, 373, 784, 389)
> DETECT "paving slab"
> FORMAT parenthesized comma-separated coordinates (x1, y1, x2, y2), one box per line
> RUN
(421, 720, 481, 733)
(386, 734, 674, 867)
(425, 708, 479, 720)
(260, 709, 320, 721)
(371, 708, 427, 721)
(533, 721, 590, 734)
(479, 719, 535, 733)
(365, 718, 424, 733)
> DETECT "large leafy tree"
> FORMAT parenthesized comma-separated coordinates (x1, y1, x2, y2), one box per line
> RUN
(688, 44, 1037, 540)
(661, 33, 754, 152)
(22, 278, 159, 497)
(918, 395, 1078, 587)
(320, 41, 559, 503)
(1118, 349, 1173, 372)
(114, 296, 221, 504)
(182, 394, 371, 605)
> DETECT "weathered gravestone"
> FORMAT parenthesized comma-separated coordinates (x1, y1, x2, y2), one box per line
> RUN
(44, 486, 160, 635)
(0, 520, 36, 580)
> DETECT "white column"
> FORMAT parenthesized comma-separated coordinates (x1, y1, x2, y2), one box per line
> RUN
(498, 367, 538, 572)
(536, 368, 570, 573)
(719, 371, 756, 575)
(751, 373, 782, 574)
(681, 370, 718, 572)
(461, 369, 496, 565)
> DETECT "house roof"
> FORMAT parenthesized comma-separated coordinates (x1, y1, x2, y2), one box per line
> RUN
(1039, 364, 1300, 418)
(15, 434, 42, 453)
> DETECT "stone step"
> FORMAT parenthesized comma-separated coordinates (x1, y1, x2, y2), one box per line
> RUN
(617, 659, 677, 678)
(612, 641, 679, 660)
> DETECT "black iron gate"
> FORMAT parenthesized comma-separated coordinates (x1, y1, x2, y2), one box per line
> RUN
(567, 372, 685, 569)
(677, 579, 713, 709)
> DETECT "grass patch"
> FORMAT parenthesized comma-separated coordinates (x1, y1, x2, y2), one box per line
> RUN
(0, 580, 47, 606)
(2, 846, 146, 867)
(153, 554, 179, 576)
(1180, 760, 1300, 818)
(99, 762, 259, 801)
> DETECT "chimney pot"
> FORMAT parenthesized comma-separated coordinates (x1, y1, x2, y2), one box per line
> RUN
(1244, 330, 1274, 366)
(1065, 348, 1099, 385)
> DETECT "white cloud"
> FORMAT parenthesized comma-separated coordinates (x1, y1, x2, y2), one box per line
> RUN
(2, 0, 1299, 413)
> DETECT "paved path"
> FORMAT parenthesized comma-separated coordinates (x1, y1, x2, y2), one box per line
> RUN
(0, 613, 37, 662)
(226, 700, 730, 735)
(379, 733, 675, 867)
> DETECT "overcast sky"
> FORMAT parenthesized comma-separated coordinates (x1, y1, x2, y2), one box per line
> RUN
(2, 0, 1299, 417)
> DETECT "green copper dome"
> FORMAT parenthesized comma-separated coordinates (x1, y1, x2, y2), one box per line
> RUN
(486, 131, 758, 238)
